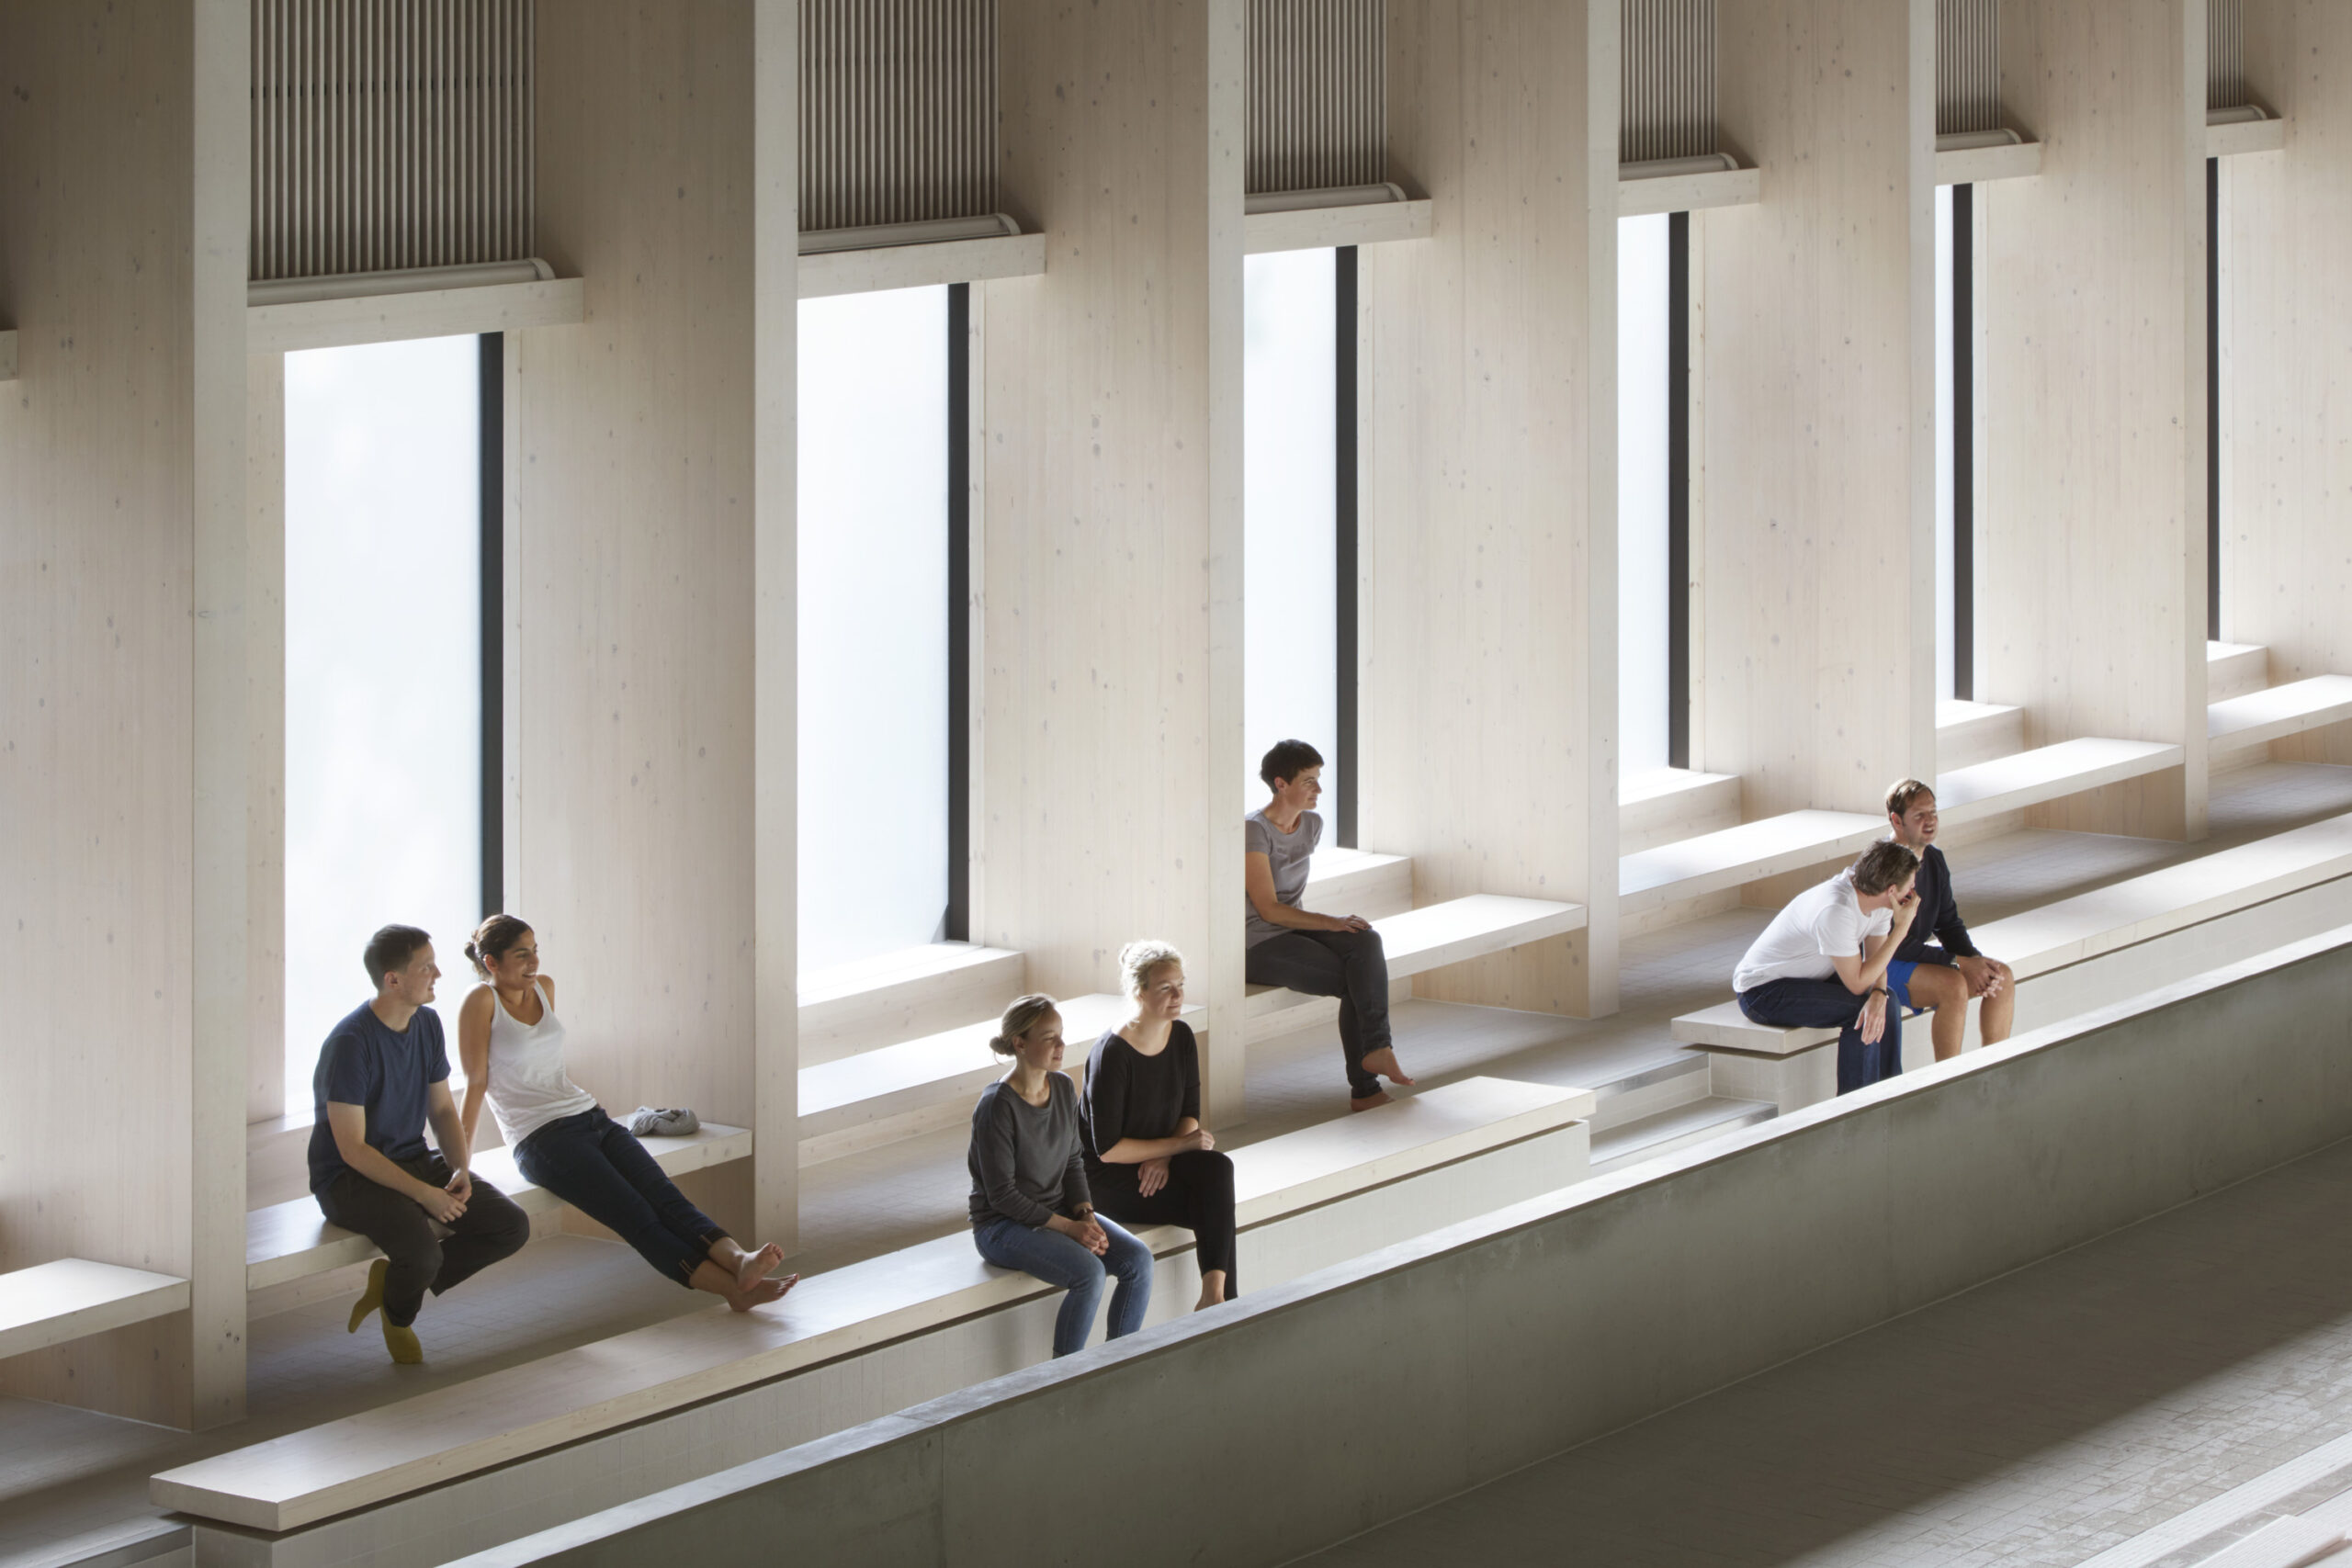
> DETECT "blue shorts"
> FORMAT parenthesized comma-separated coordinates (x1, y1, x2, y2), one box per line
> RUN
(1884, 946, 1951, 1010)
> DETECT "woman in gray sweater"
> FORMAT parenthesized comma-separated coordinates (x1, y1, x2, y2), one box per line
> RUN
(968, 994, 1154, 1357)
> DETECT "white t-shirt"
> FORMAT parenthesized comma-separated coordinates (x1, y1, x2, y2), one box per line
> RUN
(1733, 870, 1893, 993)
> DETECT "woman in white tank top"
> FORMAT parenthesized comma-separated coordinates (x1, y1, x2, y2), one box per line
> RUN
(457, 915, 797, 1311)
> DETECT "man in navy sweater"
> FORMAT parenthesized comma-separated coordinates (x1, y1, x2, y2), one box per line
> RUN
(1882, 778, 2017, 1060)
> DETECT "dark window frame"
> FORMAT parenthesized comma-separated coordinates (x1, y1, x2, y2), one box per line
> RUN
(946, 283, 974, 940)
(1335, 246, 1362, 847)
(479, 333, 505, 916)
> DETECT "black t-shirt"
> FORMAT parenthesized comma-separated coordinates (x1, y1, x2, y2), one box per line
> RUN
(1079, 1021, 1203, 1189)
(307, 1001, 452, 1196)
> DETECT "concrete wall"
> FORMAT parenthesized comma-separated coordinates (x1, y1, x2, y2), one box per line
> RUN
(458, 925, 2352, 1568)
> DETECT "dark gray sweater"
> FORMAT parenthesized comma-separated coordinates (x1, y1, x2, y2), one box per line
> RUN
(967, 1074, 1091, 1228)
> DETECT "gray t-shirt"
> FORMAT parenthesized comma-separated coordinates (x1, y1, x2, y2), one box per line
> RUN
(967, 1075, 1091, 1228)
(1245, 807, 1321, 947)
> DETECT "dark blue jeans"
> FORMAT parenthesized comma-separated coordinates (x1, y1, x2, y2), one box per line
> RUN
(1246, 927, 1394, 1098)
(514, 1106, 724, 1286)
(1737, 977, 1903, 1094)
(973, 1213, 1153, 1357)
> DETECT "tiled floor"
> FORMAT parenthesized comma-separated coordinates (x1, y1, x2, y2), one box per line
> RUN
(6, 762, 2349, 1568)
(1301, 1133, 2352, 1568)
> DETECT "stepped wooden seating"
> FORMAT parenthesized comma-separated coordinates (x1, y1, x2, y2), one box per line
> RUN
(0, 1259, 189, 1360)
(1244, 894, 1588, 1041)
(1937, 698, 2027, 770)
(1670, 807, 2352, 1062)
(244, 1122, 752, 1292)
(797, 941, 1026, 1066)
(797, 992, 1201, 1163)
(2207, 639, 2270, 703)
(1932, 737, 2184, 827)
(155, 1076, 1596, 1533)
(2209, 674, 2352, 761)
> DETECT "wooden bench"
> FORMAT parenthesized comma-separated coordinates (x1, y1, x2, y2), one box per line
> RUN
(797, 993, 1201, 1164)
(156, 1076, 1595, 1533)
(2208, 639, 2269, 703)
(1938, 698, 2026, 770)
(1244, 894, 1588, 1043)
(1933, 737, 2184, 828)
(797, 941, 1026, 1066)
(2209, 674, 2352, 761)
(244, 1123, 752, 1292)
(0, 1258, 189, 1360)
(1670, 809, 2352, 1100)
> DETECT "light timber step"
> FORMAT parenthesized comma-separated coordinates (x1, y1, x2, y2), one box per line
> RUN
(1244, 894, 1587, 1041)
(2209, 674, 2352, 760)
(1618, 809, 1885, 917)
(2207, 640, 2270, 704)
(1621, 767, 1742, 854)
(1934, 738, 2185, 827)
(1298, 846, 1414, 919)
(1936, 698, 2028, 771)
(797, 942, 1027, 1066)
(0, 1259, 191, 1361)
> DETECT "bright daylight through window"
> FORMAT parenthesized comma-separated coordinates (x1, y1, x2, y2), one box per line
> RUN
(1243, 246, 1340, 808)
(797, 285, 951, 973)
(1619, 212, 1671, 777)
(283, 334, 481, 1111)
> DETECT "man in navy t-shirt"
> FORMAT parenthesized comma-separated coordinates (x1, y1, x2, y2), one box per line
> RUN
(1879, 779, 2018, 1062)
(310, 924, 528, 1364)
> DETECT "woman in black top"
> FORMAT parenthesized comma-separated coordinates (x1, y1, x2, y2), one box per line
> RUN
(1080, 941, 1238, 1309)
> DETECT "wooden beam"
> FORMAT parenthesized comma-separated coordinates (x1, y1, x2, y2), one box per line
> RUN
(246, 276, 585, 355)
(797, 233, 1046, 298)
(1242, 197, 1434, 254)
(1618, 165, 1760, 217)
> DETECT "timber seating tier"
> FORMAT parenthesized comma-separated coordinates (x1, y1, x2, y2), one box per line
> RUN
(156, 1076, 1596, 1533)
(1620, 768, 1741, 854)
(1243, 894, 1588, 1028)
(0, 1259, 190, 1360)
(245, 1123, 752, 1292)
(2208, 675, 2352, 759)
(1936, 699, 2027, 771)
(1932, 738, 2184, 826)
(1671, 807, 2352, 1055)
(797, 941, 1027, 1066)
(2206, 640, 2270, 703)
(1296, 846, 1415, 918)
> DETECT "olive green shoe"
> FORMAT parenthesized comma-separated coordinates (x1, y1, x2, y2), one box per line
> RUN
(347, 1258, 389, 1334)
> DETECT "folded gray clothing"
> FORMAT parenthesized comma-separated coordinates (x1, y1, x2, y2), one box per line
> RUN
(626, 1106, 700, 1137)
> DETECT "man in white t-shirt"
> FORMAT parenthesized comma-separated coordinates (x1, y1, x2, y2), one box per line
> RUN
(1732, 841, 1922, 1093)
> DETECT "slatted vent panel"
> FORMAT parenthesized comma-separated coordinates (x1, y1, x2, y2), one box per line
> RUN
(799, 0, 999, 232)
(2209, 0, 2245, 109)
(251, 0, 535, 282)
(1246, 0, 1384, 195)
(1622, 0, 1716, 163)
(1935, 0, 1999, 136)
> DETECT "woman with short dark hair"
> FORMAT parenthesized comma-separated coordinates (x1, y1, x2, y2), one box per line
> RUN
(968, 994, 1154, 1357)
(457, 915, 797, 1310)
(1080, 941, 1237, 1311)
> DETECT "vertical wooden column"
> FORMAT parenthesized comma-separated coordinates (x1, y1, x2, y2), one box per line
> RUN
(523, 4, 772, 1242)
(1701, 0, 1938, 824)
(248, 354, 287, 1126)
(1358, 0, 1621, 1019)
(1982, 1, 2210, 837)
(188, 0, 253, 1427)
(2225, 0, 2352, 762)
(985, 0, 1249, 1121)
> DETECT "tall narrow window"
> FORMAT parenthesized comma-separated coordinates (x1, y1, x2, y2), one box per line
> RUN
(1936, 183, 1976, 702)
(797, 286, 952, 972)
(1619, 213, 1672, 777)
(284, 335, 483, 1109)
(2209, 155, 2226, 641)
(1243, 248, 1340, 812)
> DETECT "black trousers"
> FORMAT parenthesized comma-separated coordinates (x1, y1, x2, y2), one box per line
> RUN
(1245, 927, 1394, 1098)
(317, 1152, 532, 1326)
(1738, 977, 1903, 1094)
(1091, 1148, 1239, 1292)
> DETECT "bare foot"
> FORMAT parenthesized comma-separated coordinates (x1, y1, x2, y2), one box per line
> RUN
(735, 1242, 786, 1292)
(1349, 1089, 1393, 1113)
(1361, 1047, 1416, 1087)
(725, 1272, 800, 1313)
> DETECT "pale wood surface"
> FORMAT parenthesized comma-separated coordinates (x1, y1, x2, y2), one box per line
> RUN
(1936, 739, 2186, 826)
(1699, 0, 1936, 821)
(1243, 197, 1433, 254)
(797, 942, 1027, 1067)
(2225, 3, 2352, 768)
(1617, 164, 1760, 217)
(1675, 808, 2352, 1053)
(1937, 700, 2028, 772)
(1984, 0, 2207, 839)
(244, 1125, 752, 1291)
(0, 1262, 190, 1363)
(2209, 115, 2288, 157)
(246, 354, 287, 1125)
(0, 4, 204, 1428)
(1362, 0, 1619, 1021)
(2207, 642, 2271, 705)
(153, 1077, 1590, 1532)
(1933, 140, 2043, 186)
(1619, 810, 1887, 915)
(2208, 677, 2352, 758)
(796, 233, 1046, 299)
(1297, 848, 1415, 919)
(1620, 769, 1743, 855)
(986, 1, 1247, 1118)
(244, 279, 586, 355)
(1245, 896, 1587, 1022)
(521, 6, 765, 1242)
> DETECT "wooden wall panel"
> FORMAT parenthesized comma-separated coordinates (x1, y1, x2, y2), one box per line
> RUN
(984, 0, 1248, 1119)
(1981, 0, 2209, 836)
(2225, 0, 2352, 765)
(1699, 0, 1937, 823)
(248, 355, 287, 1125)
(519, 3, 767, 1238)
(0, 1, 247, 1427)
(1360, 0, 1619, 1017)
